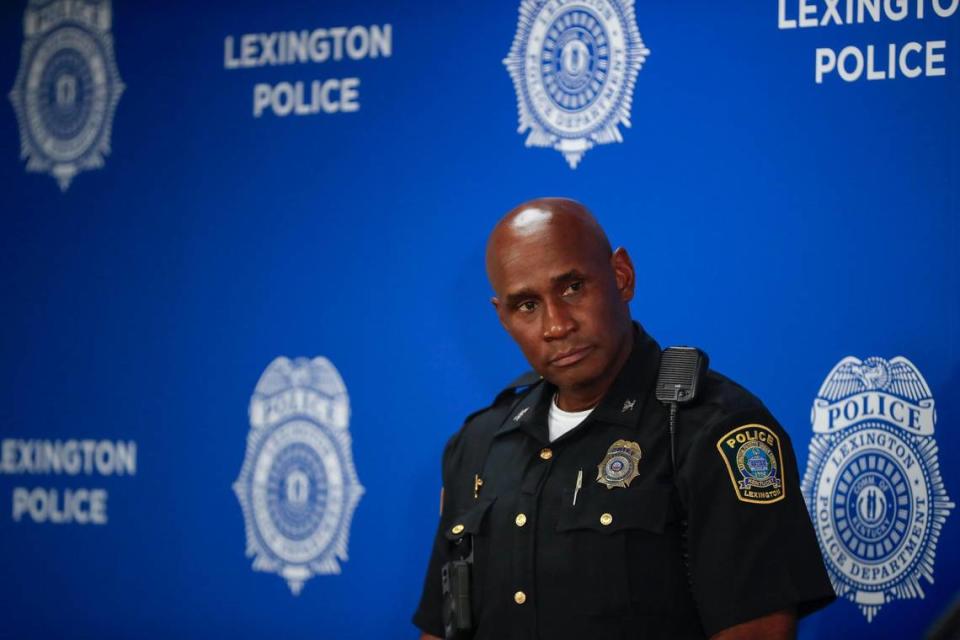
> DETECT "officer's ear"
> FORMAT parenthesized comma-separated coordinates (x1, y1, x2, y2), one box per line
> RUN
(611, 248, 635, 303)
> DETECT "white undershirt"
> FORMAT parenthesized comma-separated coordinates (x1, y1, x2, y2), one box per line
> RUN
(548, 393, 595, 442)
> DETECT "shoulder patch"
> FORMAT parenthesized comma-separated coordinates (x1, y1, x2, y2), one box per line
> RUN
(716, 424, 785, 504)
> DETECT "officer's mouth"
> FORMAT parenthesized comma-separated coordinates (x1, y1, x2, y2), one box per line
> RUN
(549, 345, 594, 368)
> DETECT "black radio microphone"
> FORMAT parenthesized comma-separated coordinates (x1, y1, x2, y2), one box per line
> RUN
(655, 346, 709, 476)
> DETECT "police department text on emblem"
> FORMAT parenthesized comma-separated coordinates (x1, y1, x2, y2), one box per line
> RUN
(9, 0, 125, 191)
(504, 0, 650, 168)
(234, 356, 364, 595)
(801, 356, 954, 622)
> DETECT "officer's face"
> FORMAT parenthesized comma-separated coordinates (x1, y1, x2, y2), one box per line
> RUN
(488, 221, 635, 394)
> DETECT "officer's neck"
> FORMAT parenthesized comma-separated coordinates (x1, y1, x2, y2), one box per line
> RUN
(554, 328, 634, 412)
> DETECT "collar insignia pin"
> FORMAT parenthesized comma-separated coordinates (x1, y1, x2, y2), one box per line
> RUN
(621, 399, 637, 413)
(514, 407, 530, 422)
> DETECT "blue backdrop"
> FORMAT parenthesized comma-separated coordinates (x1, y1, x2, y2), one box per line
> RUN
(1, 1, 957, 638)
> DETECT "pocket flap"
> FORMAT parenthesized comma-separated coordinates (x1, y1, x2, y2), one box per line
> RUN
(556, 486, 671, 534)
(444, 497, 496, 541)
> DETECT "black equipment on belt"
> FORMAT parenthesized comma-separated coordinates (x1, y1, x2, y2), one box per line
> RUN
(441, 542, 473, 639)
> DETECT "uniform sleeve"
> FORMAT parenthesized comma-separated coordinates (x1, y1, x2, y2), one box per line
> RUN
(677, 407, 835, 636)
(412, 431, 464, 637)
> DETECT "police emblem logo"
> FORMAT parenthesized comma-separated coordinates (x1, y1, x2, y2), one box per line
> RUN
(717, 424, 785, 504)
(596, 439, 641, 489)
(503, 0, 650, 168)
(234, 356, 365, 595)
(9, 0, 125, 191)
(801, 356, 954, 621)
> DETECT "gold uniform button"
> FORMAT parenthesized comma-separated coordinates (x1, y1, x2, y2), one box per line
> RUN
(515, 513, 527, 527)
(514, 591, 527, 605)
(600, 513, 613, 526)
(539, 448, 553, 460)
(451, 524, 465, 535)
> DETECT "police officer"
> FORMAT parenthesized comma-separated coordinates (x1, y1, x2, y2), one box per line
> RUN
(413, 198, 835, 639)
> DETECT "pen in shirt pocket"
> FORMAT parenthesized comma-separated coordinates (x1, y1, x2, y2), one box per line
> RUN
(573, 468, 583, 506)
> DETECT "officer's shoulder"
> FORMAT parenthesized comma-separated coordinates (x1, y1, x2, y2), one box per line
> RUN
(445, 370, 542, 452)
(684, 368, 779, 433)
(467, 369, 541, 428)
(697, 369, 764, 411)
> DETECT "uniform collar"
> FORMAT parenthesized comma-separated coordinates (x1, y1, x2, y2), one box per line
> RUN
(588, 324, 661, 429)
(495, 376, 552, 441)
(496, 323, 661, 438)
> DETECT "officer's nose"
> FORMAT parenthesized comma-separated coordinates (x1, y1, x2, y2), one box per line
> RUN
(542, 300, 576, 341)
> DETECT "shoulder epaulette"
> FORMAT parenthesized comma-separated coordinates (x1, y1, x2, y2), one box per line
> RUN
(460, 371, 543, 427)
(494, 370, 543, 403)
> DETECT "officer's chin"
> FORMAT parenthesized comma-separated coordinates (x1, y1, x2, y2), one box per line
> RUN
(544, 363, 599, 391)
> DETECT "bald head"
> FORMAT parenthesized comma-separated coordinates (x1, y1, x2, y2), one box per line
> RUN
(486, 198, 612, 292)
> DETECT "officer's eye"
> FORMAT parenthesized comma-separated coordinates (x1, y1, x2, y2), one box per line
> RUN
(516, 300, 538, 313)
(562, 280, 584, 296)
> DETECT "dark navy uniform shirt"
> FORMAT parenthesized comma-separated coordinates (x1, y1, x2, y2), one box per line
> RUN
(414, 326, 835, 639)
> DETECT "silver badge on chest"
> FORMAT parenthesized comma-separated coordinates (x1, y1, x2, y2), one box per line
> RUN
(596, 439, 642, 489)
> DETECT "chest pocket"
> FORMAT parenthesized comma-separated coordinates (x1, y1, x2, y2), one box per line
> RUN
(556, 486, 670, 534)
(444, 497, 496, 543)
(555, 485, 676, 615)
